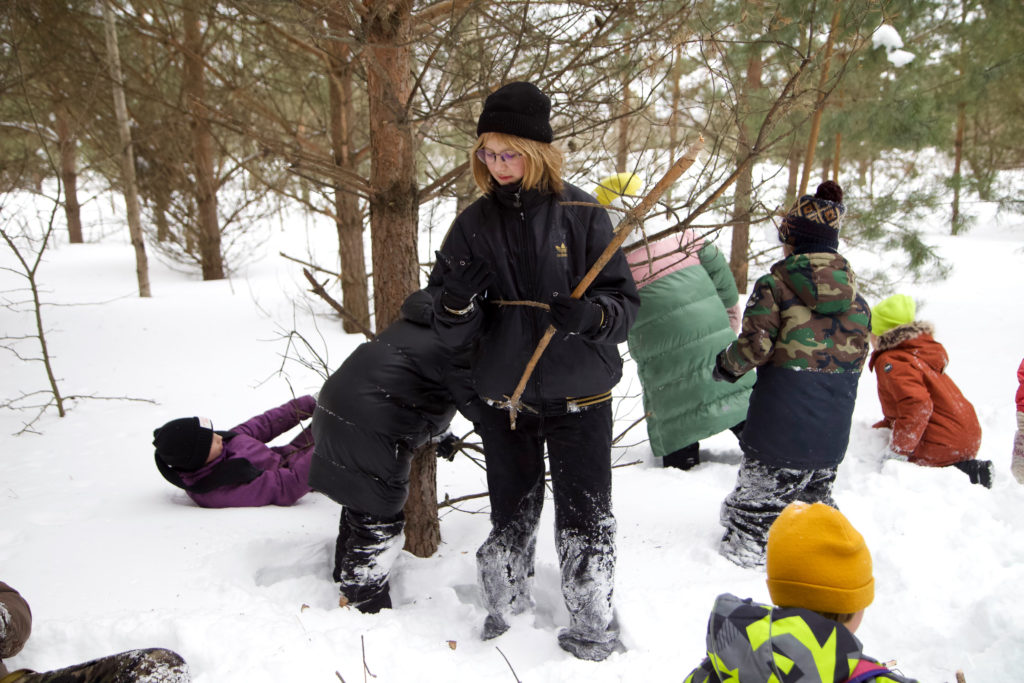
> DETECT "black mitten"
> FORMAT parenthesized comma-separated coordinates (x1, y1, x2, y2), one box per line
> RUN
(549, 293, 604, 335)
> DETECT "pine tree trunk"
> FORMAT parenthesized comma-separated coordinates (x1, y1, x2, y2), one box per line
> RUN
(402, 443, 440, 557)
(183, 0, 223, 281)
(325, 16, 370, 333)
(363, 0, 418, 331)
(362, 0, 435, 555)
(729, 50, 762, 294)
(101, 0, 150, 297)
(832, 132, 842, 181)
(951, 102, 966, 235)
(615, 77, 630, 172)
(785, 142, 801, 208)
(799, 4, 841, 196)
(54, 105, 83, 244)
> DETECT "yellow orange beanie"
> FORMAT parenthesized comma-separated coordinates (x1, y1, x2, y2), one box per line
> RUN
(871, 294, 916, 336)
(766, 502, 874, 614)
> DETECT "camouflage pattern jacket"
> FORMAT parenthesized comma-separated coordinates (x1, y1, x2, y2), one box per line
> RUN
(719, 252, 870, 469)
(684, 593, 918, 683)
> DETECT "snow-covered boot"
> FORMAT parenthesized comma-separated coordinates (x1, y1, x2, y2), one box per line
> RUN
(555, 523, 621, 662)
(335, 508, 405, 613)
(477, 483, 542, 639)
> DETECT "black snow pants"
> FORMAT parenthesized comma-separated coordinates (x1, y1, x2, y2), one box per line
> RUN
(474, 401, 619, 660)
(719, 457, 838, 568)
(333, 507, 405, 614)
(7, 648, 189, 683)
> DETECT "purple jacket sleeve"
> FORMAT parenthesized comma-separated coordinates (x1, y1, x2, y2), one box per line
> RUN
(188, 449, 313, 508)
(231, 395, 316, 443)
(0, 581, 32, 676)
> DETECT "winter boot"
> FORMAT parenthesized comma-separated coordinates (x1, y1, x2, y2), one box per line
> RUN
(481, 614, 511, 640)
(718, 526, 767, 568)
(953, 459, 994, 489)
(663, 443, 700, 471)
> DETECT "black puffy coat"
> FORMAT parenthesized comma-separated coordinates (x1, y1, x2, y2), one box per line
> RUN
(309, 291, 475, 518)
(428, 182, 639, 407)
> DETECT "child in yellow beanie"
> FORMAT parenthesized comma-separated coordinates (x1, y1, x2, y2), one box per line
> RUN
(684, 502, 918, 683)
(868, 294, 991, 487)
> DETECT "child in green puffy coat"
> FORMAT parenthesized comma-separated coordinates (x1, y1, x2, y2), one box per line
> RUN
(684, 502, 918, 683)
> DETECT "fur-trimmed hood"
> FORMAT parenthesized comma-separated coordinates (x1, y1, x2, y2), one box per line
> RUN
(874, 320, 934, 352)
(869, 321, 946, 375)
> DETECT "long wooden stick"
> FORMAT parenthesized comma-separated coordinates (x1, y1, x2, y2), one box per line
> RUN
(500, 136, 705, 428)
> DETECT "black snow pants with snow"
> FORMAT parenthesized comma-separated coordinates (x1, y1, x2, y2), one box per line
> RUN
(474, 401, 619, 660)
(7, 648, 189, 683)
(719, 457, 838, 568)
(333, 507, 405, 614)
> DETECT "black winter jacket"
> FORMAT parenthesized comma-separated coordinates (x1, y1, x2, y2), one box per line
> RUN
(310, 291, 475, 517)
(428, 182, 640, 408)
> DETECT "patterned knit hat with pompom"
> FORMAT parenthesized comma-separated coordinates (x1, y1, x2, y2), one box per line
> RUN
(780, 180, 847, 252)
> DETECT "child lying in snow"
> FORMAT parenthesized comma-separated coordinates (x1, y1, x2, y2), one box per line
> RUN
(153, 395, 316, 507)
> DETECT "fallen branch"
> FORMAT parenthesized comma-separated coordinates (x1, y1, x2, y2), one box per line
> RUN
(499, 137, 705, 428)
(302, 268, 376, 341)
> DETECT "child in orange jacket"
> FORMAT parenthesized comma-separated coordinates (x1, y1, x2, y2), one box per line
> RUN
(868, 294, 992, 487)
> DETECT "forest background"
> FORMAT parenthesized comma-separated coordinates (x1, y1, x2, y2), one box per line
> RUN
(2, 0, 1023, 603)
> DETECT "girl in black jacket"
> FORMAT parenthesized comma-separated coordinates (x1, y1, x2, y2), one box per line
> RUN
(428, 82, 639, 661)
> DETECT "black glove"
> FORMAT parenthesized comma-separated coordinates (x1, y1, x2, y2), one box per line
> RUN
(438, 251, 494, 313)
(549, 293, 604, 335)
(435, 432, 459, 462)
(712, 352, 740, 383)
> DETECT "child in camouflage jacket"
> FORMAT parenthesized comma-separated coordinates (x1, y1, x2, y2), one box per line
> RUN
(685, 502, 918, 683)
(712, 181, 871, 567)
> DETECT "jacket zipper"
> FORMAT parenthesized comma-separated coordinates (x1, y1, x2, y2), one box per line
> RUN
(514, 188, 544, 405)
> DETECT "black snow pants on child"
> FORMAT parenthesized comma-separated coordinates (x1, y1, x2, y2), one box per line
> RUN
(474, 401, 620, 661)
(719, 458, 838, 568)
(5, 649, 189, 683)
(333, 507, 405, 614)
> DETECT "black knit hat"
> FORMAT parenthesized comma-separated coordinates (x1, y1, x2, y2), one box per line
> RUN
(153, 416, 214, 472)
(476, 82, 553, 143)
(781, 180, 846, 252)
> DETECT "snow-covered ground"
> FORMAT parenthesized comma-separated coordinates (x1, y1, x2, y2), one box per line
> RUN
(1, 191, 1021, 682)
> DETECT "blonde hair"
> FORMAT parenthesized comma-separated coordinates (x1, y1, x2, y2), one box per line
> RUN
(471, 132, 564, 196)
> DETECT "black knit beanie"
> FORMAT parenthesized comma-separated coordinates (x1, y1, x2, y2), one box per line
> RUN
(153, 416, 214, 472)
(476, 82, 553, 143)
(782, 180, 846, 253)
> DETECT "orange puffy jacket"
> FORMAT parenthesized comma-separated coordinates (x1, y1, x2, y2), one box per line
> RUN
(869, 322, 981, 467)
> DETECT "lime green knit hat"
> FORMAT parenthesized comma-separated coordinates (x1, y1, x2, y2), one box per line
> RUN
(871, 294, 916, 336)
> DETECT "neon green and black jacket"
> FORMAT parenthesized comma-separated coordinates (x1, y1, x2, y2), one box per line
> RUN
(684, 594, 918, 683)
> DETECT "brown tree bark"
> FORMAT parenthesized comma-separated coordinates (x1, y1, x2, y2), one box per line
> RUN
(183, 0, 224, 281)
(615, 77, 630, 172)
(729, 50, 762, 294)
(402, 443, 440, 557)
(325, 12, 371, 333)
(102, 0, 150, 297)
(951, 102, 966, 234)
(363, 0, 418, 331)
(785, 142, 801, 208)
(53, 104, 83, 244)
(361, 0, 429, 552)
(798, 3, 841, 196)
